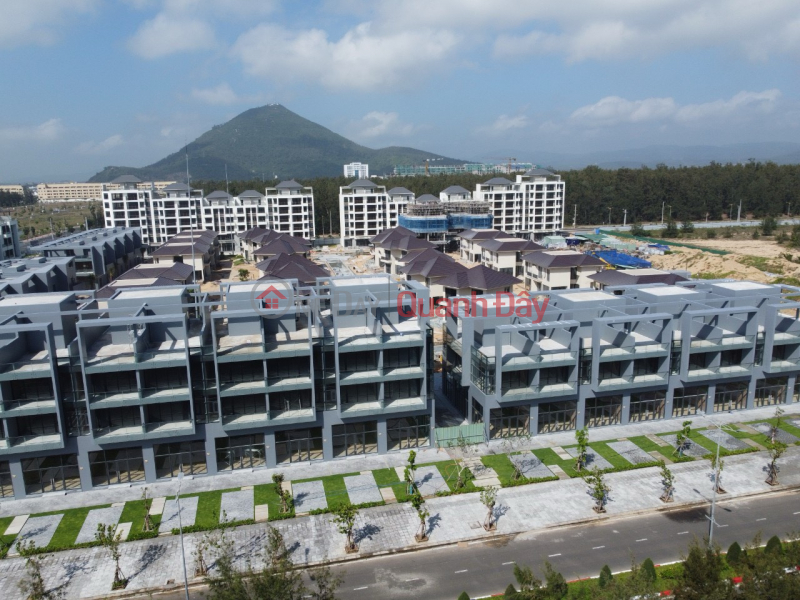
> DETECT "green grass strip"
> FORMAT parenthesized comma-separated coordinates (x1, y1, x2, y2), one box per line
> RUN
(373, 467, 410, 502)
(480, 454, 517, 486)
(47, 506, 100, 548)
(293, 472, 361, 509)
(588, 441, 630, 469)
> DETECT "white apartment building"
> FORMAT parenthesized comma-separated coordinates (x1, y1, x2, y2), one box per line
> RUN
(0, 185, 25, 196)
(38, 180, 175, 202)
(473, 168, 565, 237)
(201, 190, 269, 254)
(387, 187, 413, 228)
(265, 180, 315, 240)
(344, 162, 369, 179)
(339, 179, 389, 247)
(439, 185, 472, 202)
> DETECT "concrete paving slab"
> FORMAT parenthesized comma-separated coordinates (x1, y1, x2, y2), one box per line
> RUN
(699, 429, 751, 451)
(293, 480, 327, 513)
(651, 451, 672, 464)
(5, 515, 29, 536)
(220, 489, 254, 523)
(735, 423, 761, 435)
(743, 438, 767, 451)
(750, 422, 799, 444)
(646, 433, 671, 447)
(548, 464, 571, 480)
(564, 447, 614, 470)
(344, 473, 383, 505)
(791, 419, 800, 430)
(149, 497, 166, 516)
(254, 504, 269, 523)
(414, 465, 449, 497)
(159, 496, 198, 533)
(380, 487, 397, 504)
(75, 505, 124, 544)
(11, 514, 63, 554)
(509, 452, 556, 479)
(111, 502, 125, 508)
(115, 522, 132, 541)
(551, 446, 573, 460)
(608, 440, 657, 465)
(660, 434, 708, 458)
(240, 485, 254, 491)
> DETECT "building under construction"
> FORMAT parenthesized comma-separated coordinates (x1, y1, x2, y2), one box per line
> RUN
(398, 194, 492, 248)
(393, 162, 534, 177)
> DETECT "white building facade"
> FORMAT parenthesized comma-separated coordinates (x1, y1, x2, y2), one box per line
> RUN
(265, 180, 315, 240)
(344, 162, 369, 179)
(339, 179, 389, 247)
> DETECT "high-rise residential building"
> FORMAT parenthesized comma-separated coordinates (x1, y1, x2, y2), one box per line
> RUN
(344, 162, 369, 179)
(339, 179, 389, 247)
(38, 180, 175, 202)
(104, 176, 314, 251)
(0, 217, 21, 259)
(0, 185, 25, 196)
(0, 275, 433, 499)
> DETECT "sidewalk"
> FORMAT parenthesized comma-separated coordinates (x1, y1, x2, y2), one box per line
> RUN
(1, 403, 797, 517)
(0, 442, 798, 599)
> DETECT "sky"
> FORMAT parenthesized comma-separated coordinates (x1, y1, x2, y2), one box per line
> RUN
(1, 0, 799, 182)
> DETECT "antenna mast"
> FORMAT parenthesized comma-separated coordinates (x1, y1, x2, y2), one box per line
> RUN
(186, 148, 196, 285)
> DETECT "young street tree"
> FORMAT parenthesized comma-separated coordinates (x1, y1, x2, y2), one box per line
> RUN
(765, 441, 787, 486)
(770, 406, 785, 444)
(584, 467, 610, 513)
(142, 487, 154, 532)
(273, 473, 292, 514)
(710, 454, 726, 494)
(404, 449, 417, 495)
(660, 461, 676, 503)
(675, 420, 692, 458)
(331, 504, 359, 553)
(501, 433, 531, 481)
(480, 486, 498, 532)
(238, 268, 250, 282)
(574, 427, 589, 472)
(17, 540, 60, 600)
(453, 433, 476, 490)
(307, 567, 344, 600)
(96, 523, 127, 590)
(410, 491, 429, 542)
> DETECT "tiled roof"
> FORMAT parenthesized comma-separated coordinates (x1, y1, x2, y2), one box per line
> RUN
(478, 238, 544, 253)
(438, 264, 521, 291)
(521, 251, 604, 268)
(256, 253, 329, 286)
(458, 229, 504, 241)
(589, 269, 688, 286)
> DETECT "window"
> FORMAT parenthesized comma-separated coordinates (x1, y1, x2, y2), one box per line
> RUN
(579, 348, 592, 384)
(689, 352, 710, 371)
(22, 454, 81, 495)
(629, 391, 666, 422)
(0, 461, 13, 498)
(387, 416, 430, 450)
(216, 435, 266, 470)
(754, 332, 765, 366)
(269, 389, 312, 414)
(340, 351, 378, 374)
(385, 379, 421, 403)
(154, 441, 207, 478)
(89, 448, 145, 487)
(501, 369, 529, 392)
(585, 396, 622, 428)
(714, 382, 748, 412)
(470, 347, 495, 394)
(65, 401, 90, 436)
(540, 366, 569, 387)
(672, 387, 707, 417)
(489, 406, 530, 439)
(332, 421, 378, 457)
(538, 401, 577, 433)
(276, 428, 323, 463)
(633, 358, 659, 377)
(670, 340, 682, 374)
(720, 349, 743, 367)
(754, 378, 787, 407)
(471, 398, 484, 424)
(599, 361, 623, 382)
(341, 383, 379, 406)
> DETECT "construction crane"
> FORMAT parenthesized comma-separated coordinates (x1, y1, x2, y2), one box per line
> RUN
(424, 157, 443, 175)
(488, 157, 518, 173)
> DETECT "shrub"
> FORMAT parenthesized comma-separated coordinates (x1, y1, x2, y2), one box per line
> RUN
(457, 592, 470, 600)
(765, 535, 783, 555)
(599, 564, 613, 588)
(752, 229, 760, 239)
(641, 558, 657, 583)
(726, 541, 742, 565)
(705, 228, 717, 239)
(504, 583, 518, 597)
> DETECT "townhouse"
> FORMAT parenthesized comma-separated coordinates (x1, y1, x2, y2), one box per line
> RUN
(522, 250, 606, 291)
(477, 237, 543, 277)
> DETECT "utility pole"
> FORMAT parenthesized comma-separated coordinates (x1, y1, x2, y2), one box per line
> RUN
(186, 149, 196, 285)
(573, 204, 577, 229)
(608, 207, 612, 225)
(623, 209, 628, 227)
(661, 202, 665, 225)
(737, 200, 742, 222)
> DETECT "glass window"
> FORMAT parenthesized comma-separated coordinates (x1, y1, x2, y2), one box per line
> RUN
(670, 340, 682, 374)
(629, 391, 666, 422)
(89, 448, 145, 488)
(65, 401, 90, 436)
(540, 367, 569, 386)
(21, 454, 81, 495)
(341, 383, 379, 406)
(0, 461, 13, 498)
(714, 382, 748, 412)
(538, 401, 577, 433)
(216, 435, 266, 471)
(501, 370, 529, 392)
(471, 398, 484, 424)
(754, 378, 787, 407)
(276, 428, 323, 463)
(332, 421, 378, 457)
(585, 396, 622, 428)
(269, 389, 312, 415)
(385, 379, 422, 402)
(599, 361, 622, 382)
(387, 416, 430, 451)
(154, 441, 207, 478)
(489, 406, 529, 439)
(579, 348, 592, 384)
(672, 387, 707, 417)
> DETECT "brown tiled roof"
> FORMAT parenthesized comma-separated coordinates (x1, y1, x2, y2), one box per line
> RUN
(588, 270, 688, 286)
(521, 251, 605, 268)
(253, 236, 310, 257)
(478, 238, 544, 253)
(438, 264, 521, 291)
(256, 254, 329, 286)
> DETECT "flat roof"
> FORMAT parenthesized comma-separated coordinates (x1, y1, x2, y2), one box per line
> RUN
(623, 268, 668, 276)
(566, 291, 616, 303)
(330, 276, 392, 288)
(713, 281, 771, 291)
(114, 288, 184, 300)
(0, 292, 72, 305)
(638, 286, 699, 297)
(228, 281, 292, 296)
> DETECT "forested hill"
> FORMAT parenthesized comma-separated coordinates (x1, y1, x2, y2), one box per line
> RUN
(192, 161, 800, 234)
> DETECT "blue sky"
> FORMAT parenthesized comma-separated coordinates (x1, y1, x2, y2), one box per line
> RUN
(1, 0, 798, 182)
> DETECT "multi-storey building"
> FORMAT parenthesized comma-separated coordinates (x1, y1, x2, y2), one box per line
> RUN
(39, 180, 176, 203)
(0, 275, 433, 499)
(443, 279, 800, 438)
(0, 217, 21, 259)
(201, 190, 268, 254)
(265, 180, 315, 240)
(0, 256, 76, 295)
(339, 179, 388, 247)
(0, 185, 25, 196)
(522, 250, 605, 291)
(344, 162, 369, 179)
(37, 227, 143, 289)
(151, 230, 220, 283)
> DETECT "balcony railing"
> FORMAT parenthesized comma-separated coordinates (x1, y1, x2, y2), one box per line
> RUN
(0, 359, 52, 380)
(93, 419, 194, 441)
(500, 382, 577, 401)
(686, 362, 753, 379)
(765, 358, 800, 373)
(502, 351, 577, 371)
(689, 335, 754, 352)
(1, 397, 58, 415)
(0, 433, 63, 452)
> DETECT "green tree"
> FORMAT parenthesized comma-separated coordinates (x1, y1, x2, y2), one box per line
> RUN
(630, 221, 646, 237)
(410, 491, 429, 542)
(681, 220, 695, 234)
(457, 593, 470, 600)
(660, 462, 675, 503)
(584, 467, 610, 513)
(752, 229, 760, 239)
(663, 217, 680, 238)
(705, 228, 717, 239)
(504, 583, 518, 597)
(599, 564, 613, 588)
(762, 215, 778, 235)
(675, 420, 692, 457)
(722, 227, 733, 238)
(770, 406, 785, 444)
(574, 427, 589, 472)
(480, 486, 498, 531)
(765, 441, 787, 486)
(641, 558, 657, 583)
(542, 562, 568, 599)
(331, 504, 359, 553)
(738, 534, 800, 600)
(238, 268, 250, 281)
(307, 567, 343, 600)
(96, 523, 126, 590)
(273, 473, 293, 514)
(674, 538, 731, 600)
(726, 541, 742, 566)
(710, 454, 726, 494)
(17, 541, 60, 600)
(765, 535, 783, 555)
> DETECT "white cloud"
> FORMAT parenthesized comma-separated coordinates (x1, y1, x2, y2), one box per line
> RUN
(0, 118, 65, 142)
(76, 134, 124, 154)
(191, 83, 239, 105)
(127, 13, 215, 59)
(356, 112, 414, 138)
(569, 90, 781, 127)
(232, 22, 460, 91)
(478, 114, 530, 135)
(0, 0, 99, 48)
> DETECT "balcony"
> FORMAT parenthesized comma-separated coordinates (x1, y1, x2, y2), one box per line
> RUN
(773, 330, 800, 345)
(138, 384, 191, 404)
(0, 356, 52, 381)
(631, 373, 669, 386)
(216, 336, 267, 363)
(595, 375, 633, 392)
(93, 419, 194, 443)
(0, 433, 64, 454)
(341, 395, 427, 417)
(88, 389, 140, 408)
(764, 358, 800, 373)
(500, 382, 577, 401)
(219, 379, 268, 397)
(0, 398, 58, 417)
(685, 362, 753, 381)
(85, 347, 187, 373)
(502, 350, 577, 371)
(689, 334, 754, 353)
(268, 406, 316, 425)
(266, 374, 313, 392)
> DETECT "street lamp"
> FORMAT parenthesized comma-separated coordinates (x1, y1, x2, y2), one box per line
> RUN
(176, 472, 190, 600)
(702, 415, 737, 546)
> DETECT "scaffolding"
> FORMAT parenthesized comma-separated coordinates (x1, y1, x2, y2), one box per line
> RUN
(399, 199, 493, 234)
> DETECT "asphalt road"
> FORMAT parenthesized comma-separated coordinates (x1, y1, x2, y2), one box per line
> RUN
(142, 490, 800, 600)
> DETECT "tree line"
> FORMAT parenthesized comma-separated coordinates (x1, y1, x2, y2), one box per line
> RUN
(191, 160, 800, 236)
(0, 190, 36, 208)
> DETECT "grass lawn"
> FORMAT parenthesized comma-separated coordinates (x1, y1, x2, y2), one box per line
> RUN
(172, 487, 241, 528)
(424, 460, 478, 493)
(292, 473, 361, 509)
(628, 434, 690, 462)
(119, 499, 162, 536)
(531, 448, 581, 478)
(481, 453, 518, 485)
(47, 506, 100, 548)
(588, 441, 631, 469)
(687, 429, 757, 457)
(373, 467, 411, 502)
(751, 416, 800, 444)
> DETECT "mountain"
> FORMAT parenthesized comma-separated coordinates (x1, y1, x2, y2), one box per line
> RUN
(479, 142, 800, 171)
(89, 104, 465, 182)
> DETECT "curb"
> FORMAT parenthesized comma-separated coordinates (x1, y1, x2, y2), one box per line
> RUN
(82, 481, 800, 600)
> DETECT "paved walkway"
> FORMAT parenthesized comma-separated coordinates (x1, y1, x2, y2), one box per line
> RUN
(0, 444, 798, 599)
(0, 404, 797, 519)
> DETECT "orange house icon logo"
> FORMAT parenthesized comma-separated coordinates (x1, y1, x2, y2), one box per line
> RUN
(256, 285, 287, 310)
